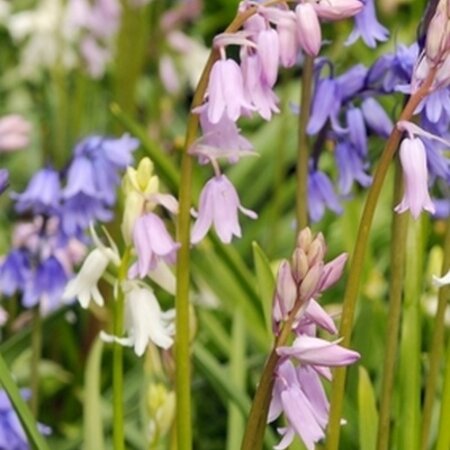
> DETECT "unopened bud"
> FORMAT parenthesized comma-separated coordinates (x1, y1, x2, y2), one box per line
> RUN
(317, 253, 348, 292)
(299, 262, 323, 301)
(307, 234, 326, 266)
(425, 1, 450, 62)
(296, 227, 313, 251)
(292, 248, 309, 282)
(273, 260, 298, 323)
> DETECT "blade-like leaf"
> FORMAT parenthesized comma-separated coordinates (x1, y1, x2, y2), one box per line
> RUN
(358, 366, 378, 450)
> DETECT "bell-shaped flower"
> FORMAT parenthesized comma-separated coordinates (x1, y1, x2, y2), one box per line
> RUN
(128, 213, 180, 278)
(241, 52, 280, 121)
(361, 97, 393, 138)
(256, 28, 279, 87)
(277, 17, 298, 68)
(277, 335, 360, 367)
(296, 3, 322, 56)
(63, 226, 120, 308)
(101, 282, 174, 356)
(206, 58, 253, 123)
(191, 174, 257, 244)
(0, 114, 31, 152)
(0, 250, 31, 297)
(308, 170, 343, 223)
(394, 137, 435, 219)
(12, 167, 61, 215)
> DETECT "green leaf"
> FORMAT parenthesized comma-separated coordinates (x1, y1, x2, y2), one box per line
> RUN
(252, 241, 276, 339)
(83, 338, 105, 450)
(0, 353, 50, 450)
(358, 366, 378, 450)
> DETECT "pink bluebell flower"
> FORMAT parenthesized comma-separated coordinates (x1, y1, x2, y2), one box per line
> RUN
(394, 137, 435, 219)
(128, 213, 180, 278)
(0, 115, 31, 152)
(313, 0, 363, 20)
(295, 3, 322, 56)
(191, 174, 257, 244)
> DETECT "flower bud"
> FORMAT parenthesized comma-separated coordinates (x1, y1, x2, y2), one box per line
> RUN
(299, 262, 323, 301)
(296, 227, 313, 251)
(292, 248, 309, 282)
(307, 233, 326, 266)
(273, 260, 298, 323)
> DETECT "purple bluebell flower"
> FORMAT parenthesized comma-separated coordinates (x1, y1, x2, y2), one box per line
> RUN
(346, 0, 388, 48)
(0, 169, 8, 195)
(361, 97, 393, 138)
(335, 64, 367, 101)
(346, 106, 368, 156)
(335, 141, 372, 195)
(308, 170, 343, 222)
(0, 250, 30, 297)
(433, 198, 450, 218)
(307, 77, 339, 135)
(128, 213, 180, 278)
(22, 256, 68, 312)
(191, 174, 257, 244)
(12, 168, 61, 215)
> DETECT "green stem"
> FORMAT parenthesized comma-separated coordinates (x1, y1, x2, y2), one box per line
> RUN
(325, 70, 436, 450)
(396, 219, 423, 450)
(240, 298, 304, 450)
(296, 55, 314, 233)
(30, 307, 42, 418)
(173, 4, 283, 449)
(113, 248, 131, 450)
(0, 352, 50, 450)
(421, 217, 450, 450)
(376, 162, 408, 450)
(436, 308, 450, 450)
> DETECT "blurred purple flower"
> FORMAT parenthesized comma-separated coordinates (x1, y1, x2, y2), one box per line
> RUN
(361, 97, 393, 138)
(0, 250, 31, 297)
(12, 168, 61, 215)
(0, 169, 9, 195)
(308, 170, 343, 222)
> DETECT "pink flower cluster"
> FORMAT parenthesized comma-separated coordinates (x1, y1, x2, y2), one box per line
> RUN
(269, 228, 360, 450)
(189, 1, 362, 245)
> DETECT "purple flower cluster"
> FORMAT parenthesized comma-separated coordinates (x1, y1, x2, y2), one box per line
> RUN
(0, 134, 138, 313)
(269, 228, 360, 450)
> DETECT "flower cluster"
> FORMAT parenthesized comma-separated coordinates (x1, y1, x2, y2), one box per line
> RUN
(0, 134, 138, 314)
(269, 228, 360, 450)
(64, 157, 177, 356)
(187, 0, 392, 238)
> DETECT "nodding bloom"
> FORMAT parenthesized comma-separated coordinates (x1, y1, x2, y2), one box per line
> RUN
(394, 121, 443, 219)
(62, 226, 120, 308)
(101, 282, 175, 356)
(12, 167, 61, 215)
(346, 0, 389, 48)
(295, 3, 322, 56)
(191, 174, 257, 244)
(269, 228, 359, 450)
(206, 58, 253, 124)
(128, 213, 180, 279)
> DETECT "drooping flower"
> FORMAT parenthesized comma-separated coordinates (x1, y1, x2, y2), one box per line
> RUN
(12, 167, 61, 215)
(313, 0, 363, 20)
(128, 213, 180, 279)
(206, 58, 253, 123)
(0, 250, 30, 297)
(191, 174, 257, 244)
(296, 3, 322, 56)
(101, 282, 175, 356)
(308, 169, 343, 222)
(62, 227, 120, 308)
(394, 137, 435, 219)
(346, 0, 388, 48)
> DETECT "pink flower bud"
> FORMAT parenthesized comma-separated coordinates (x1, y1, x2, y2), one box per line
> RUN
(296, 227, 313, 250)
(257, 28, 280, 87)
(296, 3, 322, 56)
(313, 0, 363, 21)
(299, 262, 323, 301)
(292, 247, 309, 282)
(277, 17, 298, 68)
(273, 260, 298, 322)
